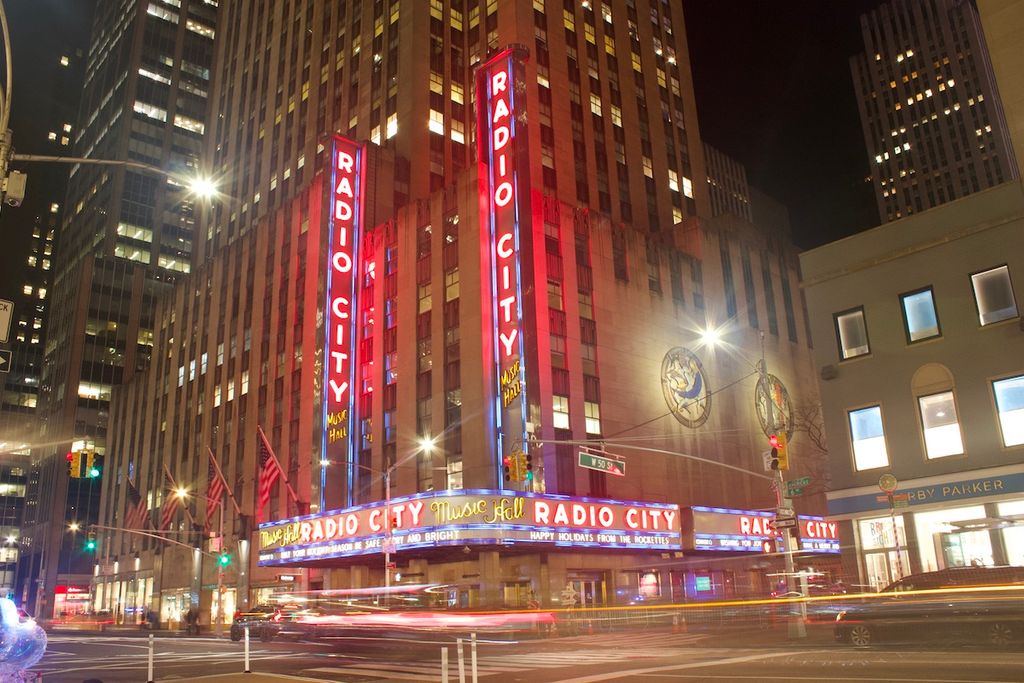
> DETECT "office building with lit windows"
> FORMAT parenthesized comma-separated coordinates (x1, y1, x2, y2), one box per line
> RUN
(17, 0, 217, 619)
(850, 0, 1018, 222)
(803, 4, 1024, 583)
(0, 1, 92, 608)
(95, 1, 832, 622)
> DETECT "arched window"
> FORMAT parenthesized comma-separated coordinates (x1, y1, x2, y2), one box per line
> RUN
(911, 364, 963, 459)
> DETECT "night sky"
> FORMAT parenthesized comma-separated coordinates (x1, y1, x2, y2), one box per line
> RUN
(0, 1, 887, 294)
(683, 0, 884, 249)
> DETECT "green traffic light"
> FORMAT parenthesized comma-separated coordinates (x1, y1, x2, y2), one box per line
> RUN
(89, 468, 100, 478)
(85, 540, 96, 551)
(217, 553, 231, 566)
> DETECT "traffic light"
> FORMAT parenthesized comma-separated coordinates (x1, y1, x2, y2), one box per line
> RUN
(66, 451, 76, 477)
(775, 432, 789, 471)
(503, 456, 512, 482)
(524, 453, 533, 481)
(85, 531, 97, 552)
(217, 552, 231, 567)
(769, 435, 780, 470)
(87, 451, 104, 478)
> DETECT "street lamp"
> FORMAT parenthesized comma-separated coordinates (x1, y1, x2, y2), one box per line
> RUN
(175, 487, 189, 500)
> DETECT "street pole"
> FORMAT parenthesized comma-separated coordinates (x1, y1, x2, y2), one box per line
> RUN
(759, 333, 805, 639)
(384, 467, 392, 599)
(216, 502, 224, 636)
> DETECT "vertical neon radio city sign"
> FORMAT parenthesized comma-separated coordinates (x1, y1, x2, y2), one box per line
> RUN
(477, 46, 532, 487)
(323, 136, 364, 507)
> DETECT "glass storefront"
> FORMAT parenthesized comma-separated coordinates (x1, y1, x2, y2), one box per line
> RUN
(998, 500, 1024, 566)
(913, 505, 990, 571)
(858, 515, 910, 590)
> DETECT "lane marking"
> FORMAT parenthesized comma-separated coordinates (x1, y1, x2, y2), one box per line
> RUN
(631, 675, 1022, 682)
(547, 651, 801, 683)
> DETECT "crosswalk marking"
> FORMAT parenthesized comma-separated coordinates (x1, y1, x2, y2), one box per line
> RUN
(304, 636, 709, 682)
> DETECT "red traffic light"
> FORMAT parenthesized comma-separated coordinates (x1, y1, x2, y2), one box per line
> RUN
(66, 452, 74, 462)
(768, 434, 780, 448)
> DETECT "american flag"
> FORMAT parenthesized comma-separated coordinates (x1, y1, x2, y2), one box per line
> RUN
(124, 479, 149, 530)
(256, 428, 284, 522)
(159, 487, 180, 531)
(204, 450, 227, 531)
(159, 465, 181, 531)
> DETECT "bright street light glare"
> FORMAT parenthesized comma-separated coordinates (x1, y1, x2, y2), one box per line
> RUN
(188, 176, 218, 199)
(320, 459, 331, 467)
(68, 522, 79, 532)
(5, 535, 16, 544)
(175, 487, 189, 498)
(418, 436, 437, 452)
(700, 327, 721, 346)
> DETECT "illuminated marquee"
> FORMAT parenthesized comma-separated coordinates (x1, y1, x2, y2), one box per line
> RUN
(688, 506, 779, 553)
(798, 515, 840, 554)
(685, 506, 839, 554)
(323, 136, 364, 504)
(257, 490, 681, 566)
(477, 46, 532, 485)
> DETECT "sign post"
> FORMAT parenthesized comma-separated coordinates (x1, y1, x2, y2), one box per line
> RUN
(877, 474, 905, 580)
(0, 298, 12, 343)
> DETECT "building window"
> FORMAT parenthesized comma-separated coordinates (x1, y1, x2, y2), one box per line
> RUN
(849, 405, 888, 470)
(971, 265, 1018, 325)
(547, 280, 563, 310)
(992, 375, 1024, 447)
(552, 395, 570, 430)
(418, 282, 432, 313)
(918, 391, 962, 458)
(550, 335, 566, 369)
(900, 287, 940, 342)
(834, 307, 870, 360)
(584, 401, 601, 435)
(444, 269, 459, 302)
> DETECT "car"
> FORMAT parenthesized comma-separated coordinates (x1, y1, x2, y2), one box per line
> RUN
(835, 565, 1024, 648)
(229, 605, 281, 642)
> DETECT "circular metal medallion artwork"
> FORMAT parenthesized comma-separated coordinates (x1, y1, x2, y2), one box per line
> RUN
(661, 347, 712, 428)
(754, 372, 794, 439)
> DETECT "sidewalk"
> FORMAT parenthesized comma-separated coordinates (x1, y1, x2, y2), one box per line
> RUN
(43, 623, 227, 638)
(146, 675, 326, 683)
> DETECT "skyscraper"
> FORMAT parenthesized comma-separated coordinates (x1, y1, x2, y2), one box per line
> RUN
(16, 0, 217, 618)
(0, 0, 93, 605)
(851, 0, 1018, 222)
(96, 1, 827, 621)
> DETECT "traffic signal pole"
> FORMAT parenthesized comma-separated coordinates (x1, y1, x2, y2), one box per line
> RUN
(216, 502, 225, 636)
(758, 332, 806, 639)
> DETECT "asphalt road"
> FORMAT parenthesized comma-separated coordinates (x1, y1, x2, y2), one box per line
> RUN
(35, 629, 1024, 683)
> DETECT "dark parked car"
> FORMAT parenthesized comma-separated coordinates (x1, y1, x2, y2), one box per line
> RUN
(835, 565, 1024, 647)
(230, 605, 285, 642)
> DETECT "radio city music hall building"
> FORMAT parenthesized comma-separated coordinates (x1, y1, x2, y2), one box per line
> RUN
(94, 2, 835, 620)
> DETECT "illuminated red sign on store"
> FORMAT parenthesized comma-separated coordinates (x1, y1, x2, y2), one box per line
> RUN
(323, 136, 364, 500)
(478, 46, 532, 480)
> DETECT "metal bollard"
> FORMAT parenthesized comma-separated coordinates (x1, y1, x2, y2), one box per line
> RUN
(147, 633, 154, 683)
(244, 625, 251, 673)
(470, 632, 478, 683)
(456, 637, 466, 683)
(441, 646, 449, 683)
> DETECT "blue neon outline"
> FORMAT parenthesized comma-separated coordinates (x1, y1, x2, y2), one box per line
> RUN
(483, 50, 529, 489)
(321, 137, 363, 511)
(259, 488, 681, 529)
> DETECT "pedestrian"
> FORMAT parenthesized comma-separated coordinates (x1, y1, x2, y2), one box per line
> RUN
(185, 606, 199, 635)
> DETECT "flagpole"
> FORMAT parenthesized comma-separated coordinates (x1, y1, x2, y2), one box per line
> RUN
(208, 447, 241, 515)
(163, 462, 197, 527)
(257, 425, 301, 506)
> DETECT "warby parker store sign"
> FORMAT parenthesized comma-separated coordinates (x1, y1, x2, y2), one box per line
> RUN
(258, 491, 681, 566)
(684, 506, 839, 554)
